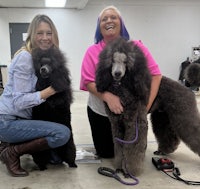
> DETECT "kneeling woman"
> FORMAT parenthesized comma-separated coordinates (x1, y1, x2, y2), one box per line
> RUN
(0, 14, 71, 177)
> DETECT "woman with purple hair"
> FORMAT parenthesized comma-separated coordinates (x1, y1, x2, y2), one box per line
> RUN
(80, 5, 162, 158)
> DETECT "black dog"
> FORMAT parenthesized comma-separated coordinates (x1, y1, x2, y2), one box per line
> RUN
(31, 46, 77, 170)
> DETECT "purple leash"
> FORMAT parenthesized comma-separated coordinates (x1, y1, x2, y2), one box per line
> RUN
(98, 120, 139, 185)
(115, 120, 138, 144)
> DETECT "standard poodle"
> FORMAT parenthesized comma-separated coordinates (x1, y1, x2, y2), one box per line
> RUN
(95, 37, 200, 176)
(31, 46, 77, 170)
(96, 37, 151, 176)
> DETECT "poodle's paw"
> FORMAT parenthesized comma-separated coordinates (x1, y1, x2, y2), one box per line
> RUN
(123, 172, 130, 178)
(116, 168, 123, 173)
(116, 169, 130, 178)
(38, 165, 47, 171)
(153, 150, 166, 156)
(68, 162, 78, 168)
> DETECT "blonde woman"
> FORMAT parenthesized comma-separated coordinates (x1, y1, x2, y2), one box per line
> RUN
(0, 15, 71, 177)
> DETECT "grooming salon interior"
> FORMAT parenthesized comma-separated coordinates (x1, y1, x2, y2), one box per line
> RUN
(0, 0, 200, 188)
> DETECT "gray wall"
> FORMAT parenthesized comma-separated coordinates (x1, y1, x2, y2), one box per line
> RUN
(0, 0, 200, 90)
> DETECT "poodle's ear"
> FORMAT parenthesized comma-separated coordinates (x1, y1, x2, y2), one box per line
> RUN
(125, 45, 151, 104)
(99, 45, 113, 69)
(127, 44, 146, 73)
(125, 40, 136, 71)
(49, 48, 71, 92)
(48, 47, 67, 68)
(32, 48, 44, 75)
(127, 52, 136, 72)
(95, 46, 113, 92)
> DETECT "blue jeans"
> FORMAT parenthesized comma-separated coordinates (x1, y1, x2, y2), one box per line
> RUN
(0, 115, 71, 148)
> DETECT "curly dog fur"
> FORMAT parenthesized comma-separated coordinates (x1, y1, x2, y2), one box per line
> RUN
(96, 37, 151, 176)
(32, 47, 77, 170)
(96, 37, 200, 176)
(150, 76, 200, 156)
(152, 57, 200, 155)
(184, 58, 200, 87)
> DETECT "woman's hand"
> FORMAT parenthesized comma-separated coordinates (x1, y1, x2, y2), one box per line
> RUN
(86, 82, 123, 114)
(102, 92, 123, 114)
(40, 86, 56, 100)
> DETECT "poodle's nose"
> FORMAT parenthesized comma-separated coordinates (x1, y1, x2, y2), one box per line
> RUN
(114, 71, 122, 78)
(40, 65, 52, 78)
(40, 67, 48, 73)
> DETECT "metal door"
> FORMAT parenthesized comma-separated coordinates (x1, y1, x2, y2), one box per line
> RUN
(9, 23, 29, 58)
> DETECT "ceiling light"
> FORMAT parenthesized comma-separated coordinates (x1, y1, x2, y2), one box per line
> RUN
(45, 0, 67, 8)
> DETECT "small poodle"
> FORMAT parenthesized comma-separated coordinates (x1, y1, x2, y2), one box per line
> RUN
(32, 46, 77, 170)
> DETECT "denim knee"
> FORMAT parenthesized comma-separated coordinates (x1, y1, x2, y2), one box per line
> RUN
(47, 125, 71, 148)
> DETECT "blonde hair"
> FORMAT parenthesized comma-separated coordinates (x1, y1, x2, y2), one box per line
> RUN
(15, 14, 59, 55)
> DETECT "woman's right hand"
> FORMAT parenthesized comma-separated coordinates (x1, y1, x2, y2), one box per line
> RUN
(102, 92, 123, 114)
(87, 82, 123, 114)
(40, 86, 56, 100)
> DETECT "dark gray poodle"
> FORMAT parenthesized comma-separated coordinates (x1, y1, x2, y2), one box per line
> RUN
(152, 57, 200, 155)
(31, 47, 77, 170)
(96, 37, 200, 176)
(150, 76, 200, 156)
(96, 37, 151, 176)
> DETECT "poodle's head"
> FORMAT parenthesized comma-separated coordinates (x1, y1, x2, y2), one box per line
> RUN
(32, 46, 66, 79)
(38, 57, 52, 78)
(96, 37, 146, 84)
(32, 46, 71, 92)
(96, 37, 151, 101)
(99, 37, 138, 82)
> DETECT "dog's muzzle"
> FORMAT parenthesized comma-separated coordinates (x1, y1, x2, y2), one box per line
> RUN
(113, 71, 123, 81)
(40, 65, 52, 78)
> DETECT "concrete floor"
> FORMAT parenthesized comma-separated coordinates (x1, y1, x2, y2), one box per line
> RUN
(0, 91, 200, 189)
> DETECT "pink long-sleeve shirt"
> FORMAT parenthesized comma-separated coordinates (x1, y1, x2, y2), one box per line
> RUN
(80, 40, 161, 91)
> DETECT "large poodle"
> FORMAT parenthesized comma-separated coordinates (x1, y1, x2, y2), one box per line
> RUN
(95, 37, 200, 176)
(96, 37, 151, 176)
(31, 46, 77, 170)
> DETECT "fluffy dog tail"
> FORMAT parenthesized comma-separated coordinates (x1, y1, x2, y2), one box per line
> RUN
(185, 62, 200, 87)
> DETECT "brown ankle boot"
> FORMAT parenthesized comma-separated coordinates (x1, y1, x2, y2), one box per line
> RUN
(0, 142, 10, 154)
(0, 146, 28, 177)
(0, 138, 50, 177)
